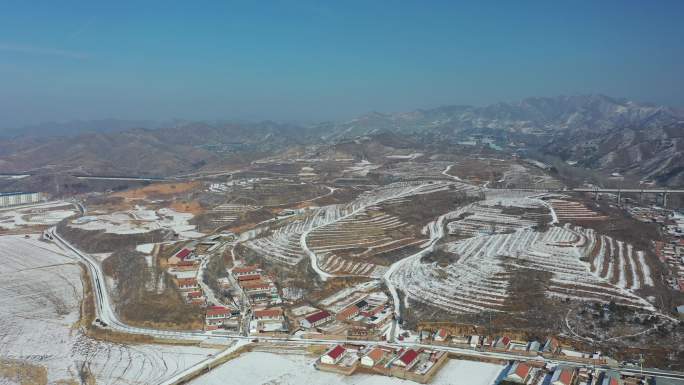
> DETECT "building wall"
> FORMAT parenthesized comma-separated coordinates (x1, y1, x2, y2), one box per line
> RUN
(0, 192, 43, 208)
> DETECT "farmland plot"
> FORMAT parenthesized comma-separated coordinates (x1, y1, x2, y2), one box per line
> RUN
(244, 181, 474, 277)
(447, 200, 546, 237)
(391, 194, 657, 315)
(207, 203, 261, 226)
(373, 161, 479, 182)
(69, 205, 203, 238)
(497, 163, 563, 189)
(549, 199, 607, 221)
(0, 201, 78, 230)
(577, 226, 655, 289)
(0, 235, 216, 385)
(308, 207, 423, 277)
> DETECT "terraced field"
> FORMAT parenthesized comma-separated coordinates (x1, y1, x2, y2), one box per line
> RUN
(308, 206, 423, 276)
(208, 203, 262, 226)
(579, 226, 655, 290)
(447, 199, 547, 237)
(391, 194, 657, 315)
(244, 180, 475, 277)
(549, 199, 607, 221)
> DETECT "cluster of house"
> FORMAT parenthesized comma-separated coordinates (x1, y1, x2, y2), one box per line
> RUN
(432, 331, 560, 353)
(297, 292, 392, 338)
(316, 344, 448, 383)
(628, 206, 684, 294)
(203, 263, 289, 332)
(504, 361, 651, 385)
(317, 342, 651, 385)
(228, 264, 286, 334)
(656, 239, 684, 293)
(626, 206, 670, 224)
(504, 362, 581, 385)
(427, 331, 607, 364)
(167, 245, 205, 305)
(231, 265, 282, 307)
(629, 205, 684, 309)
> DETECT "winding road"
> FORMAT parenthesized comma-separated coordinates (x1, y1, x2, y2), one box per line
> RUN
(45, 207, 684, 385)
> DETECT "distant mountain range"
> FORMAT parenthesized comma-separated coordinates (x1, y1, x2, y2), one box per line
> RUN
(323, 95, 684, 186)
(0, 119, 162, 139)
(0, 95, 682, 186)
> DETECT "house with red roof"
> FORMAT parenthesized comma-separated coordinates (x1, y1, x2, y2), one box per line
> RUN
(321, 345, 346, 365)
(232, 265, 261, 276)
(433, 328, 448, 342)
(543, 337, 561, 354)
(175, 260, 199, 270)
(551, 366, 577, 385)
(394, 349, 419, 369)
(206, 305, 231, 319)
(361, 347, 385, 367)
(185, 290, 205, 306)
(237, 273, 262, 282)
(494, 335, 511, 349)
(300, 310, 333, 328)
(253, 308, 284, 321)
(168, 248, 193, 265)
(599, 371, 622, 385)
(505, 362, 533, 383)
(240, 279, 273, 294)
(205, 305, 231, 328)
(336, 305, 360, 321)
(176, 277, 199, 290)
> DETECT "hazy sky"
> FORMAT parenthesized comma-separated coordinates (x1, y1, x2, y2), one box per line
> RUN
(1, 0, 683, 127)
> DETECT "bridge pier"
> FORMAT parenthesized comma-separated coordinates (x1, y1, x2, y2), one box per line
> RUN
(663, 192, 669, 208)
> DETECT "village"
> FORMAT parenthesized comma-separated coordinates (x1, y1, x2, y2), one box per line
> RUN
(160, 227, 666, 385)
(3, 149, 682, 385)
(311, 340, 655, 385)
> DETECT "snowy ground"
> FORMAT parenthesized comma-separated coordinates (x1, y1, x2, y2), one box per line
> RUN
(69, 205, 203, 238)
(0, 201, 78, 230)
(391, 192, 655, 315)
(190, 352, 504, 385)
(0, 234, 216, 385)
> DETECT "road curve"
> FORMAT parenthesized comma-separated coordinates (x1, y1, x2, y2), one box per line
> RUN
(47, 226, 684, 383)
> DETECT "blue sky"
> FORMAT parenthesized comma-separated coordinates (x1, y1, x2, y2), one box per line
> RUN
(1, 0, 683, 127)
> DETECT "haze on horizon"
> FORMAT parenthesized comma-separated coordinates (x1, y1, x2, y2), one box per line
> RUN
(1, 0, 683, 128)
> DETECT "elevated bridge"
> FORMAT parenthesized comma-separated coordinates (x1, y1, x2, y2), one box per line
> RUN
(489, 187, 684, 207)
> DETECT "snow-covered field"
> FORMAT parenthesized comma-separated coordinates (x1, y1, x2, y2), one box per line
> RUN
(0, 234, 216, 385)
(0, 201, 78, 230)
(447, 198, 545, 237)
(549, 199, 607, 221)
(392, 193, 656, 314)
(245, 181, 476, 277)
(69, 205, 203, 238)
(190, 352, 504, 385)
(207, 203, 262, 226)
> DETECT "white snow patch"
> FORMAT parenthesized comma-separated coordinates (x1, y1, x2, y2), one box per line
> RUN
(190, 352, 504, 385)
(0, 234, 216, 385)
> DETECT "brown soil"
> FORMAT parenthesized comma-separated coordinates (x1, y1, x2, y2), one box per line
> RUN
(171, 200, 204, 214)
(114, 181, 200, 200)
(0, 358, 48, 385)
